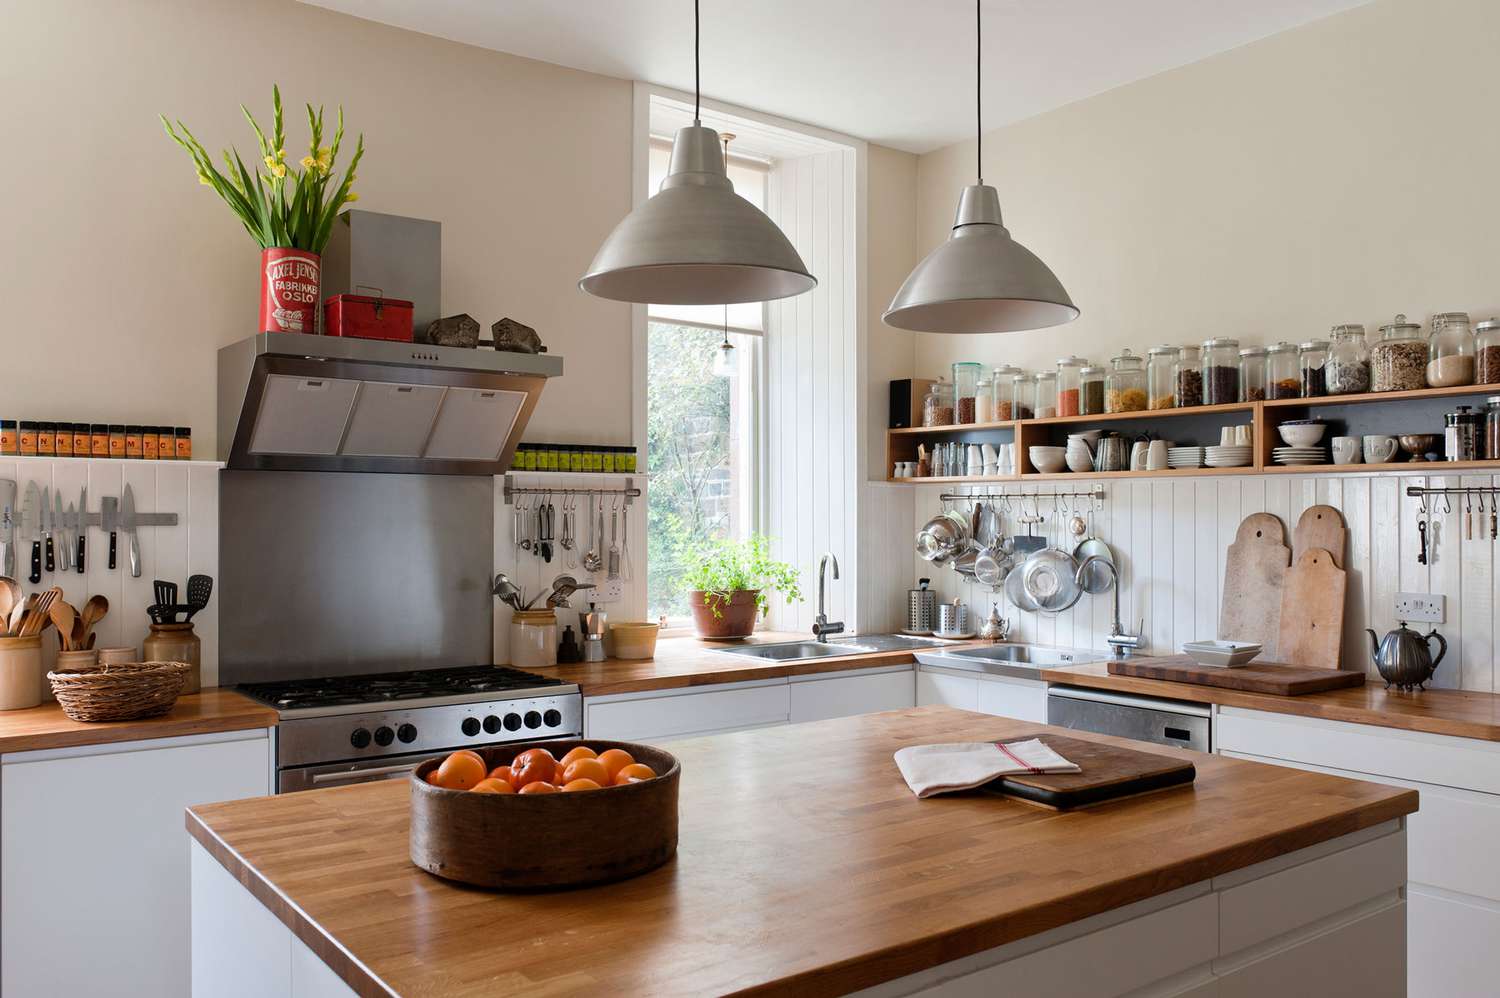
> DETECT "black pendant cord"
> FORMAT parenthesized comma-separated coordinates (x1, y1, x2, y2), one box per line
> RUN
(694, 0, 702, 123)
(976, 0, 983, 184)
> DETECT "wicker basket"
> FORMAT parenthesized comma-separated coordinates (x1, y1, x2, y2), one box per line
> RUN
(47, 661, 191, 722)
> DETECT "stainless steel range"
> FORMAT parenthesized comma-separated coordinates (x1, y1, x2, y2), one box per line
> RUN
(240, 665, 582, 793)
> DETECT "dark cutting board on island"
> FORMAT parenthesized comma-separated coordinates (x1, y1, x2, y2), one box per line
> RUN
(1107, 655, 1365, 695)
(989, 734, 1196, 810)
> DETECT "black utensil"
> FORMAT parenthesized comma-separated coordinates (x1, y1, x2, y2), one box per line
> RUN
(184, 574, 213, 621)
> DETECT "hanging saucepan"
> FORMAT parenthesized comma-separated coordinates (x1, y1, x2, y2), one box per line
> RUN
(916, 509, 970, 563)
(1022, 514, 1082, 613)
(1072, 507, 1115, 595)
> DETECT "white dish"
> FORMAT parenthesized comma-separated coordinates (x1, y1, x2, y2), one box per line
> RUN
(1278, 423, 1327, 447)
(1029, 446, 1068, 474)
(1182, 640, 1262, 668)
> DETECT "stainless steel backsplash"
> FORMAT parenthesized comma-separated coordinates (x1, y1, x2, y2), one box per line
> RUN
(218, 470, 493, 684)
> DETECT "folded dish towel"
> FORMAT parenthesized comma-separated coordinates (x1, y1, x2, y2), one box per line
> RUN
(894, 739, 1081, 798)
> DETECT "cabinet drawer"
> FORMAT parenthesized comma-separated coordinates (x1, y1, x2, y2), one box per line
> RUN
(1408, 887, 1500, 998)
(975, 674, 1048, 723)
(585, 683, 790, 741)
(916, 670, 978, 711)
(789, 670, 913, 723)
(1216, 900, 1403, 998)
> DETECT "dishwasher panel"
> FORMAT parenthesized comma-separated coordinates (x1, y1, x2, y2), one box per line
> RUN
(1047, 687, 1212, 753)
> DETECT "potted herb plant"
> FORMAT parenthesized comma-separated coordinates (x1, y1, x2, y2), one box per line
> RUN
(683, 535, 802, 640)
(160, 86, 364, 335)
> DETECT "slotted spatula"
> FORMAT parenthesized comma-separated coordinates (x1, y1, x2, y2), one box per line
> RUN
(184, 574, 213, 621)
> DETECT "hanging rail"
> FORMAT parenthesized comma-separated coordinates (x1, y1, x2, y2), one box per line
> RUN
(503, 475, 639, 506)
(938, 484, 1106, 503)
(1406, 485, 1500, 496)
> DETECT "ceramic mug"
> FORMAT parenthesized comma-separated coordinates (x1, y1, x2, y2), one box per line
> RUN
(1130, 441, 1149, 471)
(1220, 426, 1236, 446)
(1363, 435, 1398, 464)
(1147, 439, 1169, 471)
(1234, 424, 1253, 446)
(1331, 436, 1361, 465)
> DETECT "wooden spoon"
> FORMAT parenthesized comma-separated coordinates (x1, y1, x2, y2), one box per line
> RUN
(8, 596, 31, 637)
(78, 594, 108, 647)
(21, 589, 60, 639)
(49, 600, 77, 652)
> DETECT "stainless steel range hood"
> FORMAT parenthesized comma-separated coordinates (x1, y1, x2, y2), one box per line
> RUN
(217, 333, 562, 474)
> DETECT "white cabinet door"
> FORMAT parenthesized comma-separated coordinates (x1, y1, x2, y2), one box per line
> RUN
(584, 681, 790, 741)
(3, 730, 272, 998)
(789, 668, 914, 723)
(1407, 887, 1500, 998)
(916, 669, 978, 710)
(975, 675, 1049, 723)
(1215, 900, 1404, 998)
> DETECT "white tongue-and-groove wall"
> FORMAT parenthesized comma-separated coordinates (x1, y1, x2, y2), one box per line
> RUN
(915, 470, 1499, 691)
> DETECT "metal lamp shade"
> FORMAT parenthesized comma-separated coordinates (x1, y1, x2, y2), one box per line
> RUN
(883, 185, 1078, 333)
(580, 125, 816, 305)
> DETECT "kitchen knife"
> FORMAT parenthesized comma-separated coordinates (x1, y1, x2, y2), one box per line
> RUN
(77, 486, 87, 573)
(64, 501, 76, 573)
(0, 479, 15, 580)
(55, 489, 69, 572)
(122, 484, 141, 578)
(101, 496, 118, 571)
(21, 483, 41, 585)
(41, 486, 53, 573)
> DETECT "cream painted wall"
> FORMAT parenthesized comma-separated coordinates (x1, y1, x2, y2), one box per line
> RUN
(0, 0, 633, 455)
(910, 0, 1500, 378)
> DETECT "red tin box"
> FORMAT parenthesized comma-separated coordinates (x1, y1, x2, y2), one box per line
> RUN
(322, 293, 415, 341)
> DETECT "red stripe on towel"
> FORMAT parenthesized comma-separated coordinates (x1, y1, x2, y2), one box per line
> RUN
(995, 741, 1042, 774)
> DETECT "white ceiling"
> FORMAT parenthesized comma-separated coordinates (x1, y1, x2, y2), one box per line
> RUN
(302, 0, 1370, 153)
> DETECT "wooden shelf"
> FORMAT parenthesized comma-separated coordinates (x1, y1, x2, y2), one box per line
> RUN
(890, 420, 1018, 436)
(887, 474, 1019, 484)
(1021, 465, 1255, 481)
(1262, 459, 1500, 476)
(1261, 382, 1500, 409)
(1024, 401, 1255, 427)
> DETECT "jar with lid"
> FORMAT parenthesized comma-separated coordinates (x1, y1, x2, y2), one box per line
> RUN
(1478, 319, 1500, 386)
(952, 362, 983, 423)
(1174, 344, 1203, 407)
(1105, 349, 1147, 413)
(990, 365, 1020, 420)
(1056, 356, 1087, 416)
(1266, 341, 1300, 399)
(1371, 313, 1426, 392)
(1326, 324, 1370, 394)
(1147, 346, 1179, 409)
(1034, 370, 1059, 418)
(1201, 338, 1240, 404)
(1011, 373, 1036, 420)
(1299, 339, 1330, 398)
(922, 380, 955, 427)
(974, 376, 995, 423)
(1079, 366, 1106, 415)
(1427, 312, 1476, 388)
(1487, 396, 1500, 461)
(1238, 346, 1267, 401)
(1445, 405, 1483, 462)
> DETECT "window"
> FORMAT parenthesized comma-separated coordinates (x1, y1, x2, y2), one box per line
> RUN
(645, 138, 766, 623)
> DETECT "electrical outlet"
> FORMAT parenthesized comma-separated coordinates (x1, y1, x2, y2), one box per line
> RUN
(1394, 593, 1445, 623)
(588, 577, 624, 604)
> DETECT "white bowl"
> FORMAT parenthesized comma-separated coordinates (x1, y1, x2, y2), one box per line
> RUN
(1029, 446, 1068, 474)
(1278, 423, 1327, 447)
(1065, 450, 1094, 473)
(1066, 429, 1103, 447)
(1182, 640, 1262, 668)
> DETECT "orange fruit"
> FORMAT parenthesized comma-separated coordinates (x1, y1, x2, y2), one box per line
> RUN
(518, 781, 558, 794)
(487, 765, 518, 788)
(471, 778, 515, 794)
(511, 750, 557, 788)
(424, 771, 442, 786)
(561, 778, 602, 792)
(613, 763, 656, 785)
(432, 752, 487, 790)
(596, 748, 635, 781)
(558, 746, 598, 769)
(561, 758, 610, 787)
(453, 749, 486, 770)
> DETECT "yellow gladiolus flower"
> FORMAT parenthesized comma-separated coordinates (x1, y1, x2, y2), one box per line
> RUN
(315, 147, 333, 170)
(345, 191, 360, 202)
(196, 169, 212, 186)
(299, 155, 317, 171)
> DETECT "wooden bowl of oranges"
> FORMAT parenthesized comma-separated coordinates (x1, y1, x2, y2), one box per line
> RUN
(409, 739, 679, 889)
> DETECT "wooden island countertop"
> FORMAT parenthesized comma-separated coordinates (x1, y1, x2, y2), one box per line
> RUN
(0, 689, 278, 754)
(187, 706, 1415, 998)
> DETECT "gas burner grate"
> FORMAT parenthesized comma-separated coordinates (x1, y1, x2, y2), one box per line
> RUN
(240, 665, 566, 711)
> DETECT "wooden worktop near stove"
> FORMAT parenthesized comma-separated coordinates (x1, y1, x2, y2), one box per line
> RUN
(0, 689, 279, 754)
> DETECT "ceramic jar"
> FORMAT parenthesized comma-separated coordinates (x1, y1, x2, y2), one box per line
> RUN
(509, 610, 559, 668)
(143, 622, 202, 694)
(0, 636, 42, 710)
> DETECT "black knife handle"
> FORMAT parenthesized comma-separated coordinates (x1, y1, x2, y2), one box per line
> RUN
(77, 533, 86, 574)
(108, 531, 117, 571)
(29, 541, 41, 585)
(44, 536, 54, 573)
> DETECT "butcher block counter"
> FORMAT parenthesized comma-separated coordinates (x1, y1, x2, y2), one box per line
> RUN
(187, 706, 1416, 998)
(0, 688, 278, 754)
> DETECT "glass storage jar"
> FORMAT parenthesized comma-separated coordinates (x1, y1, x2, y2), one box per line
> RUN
(1174, 344, 1203, 407)
(1266, 341, 1300, 399)
(1105, 349, 1147, 412)
(1487, 396, 1500, 460)
(1427, 312, 1476, 388)
(1079, 366, 1106, 415)
(1326, 324, 1371, 395)
(1299, 339, 1330, 398)
(1011, 373, 1036, 420)
(1478, 319, 1500, 386)
(922, 380, 955, 427)
(990, 365, 1020, 420)
(1147, 346, 1179, 409)
(1238, 346, 1267, 401)
(1371, 313, 1426, 392)
(952, 362, 983, 423)
(975, 376, 995, 423)
(1034, 370, 1059, 418)
(1056, 356, 1087, 417)
(1202, 338, 1240, 405)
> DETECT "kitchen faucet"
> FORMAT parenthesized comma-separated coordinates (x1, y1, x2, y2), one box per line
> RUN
(1074, 556, 1141, 658)
(813, 552, 844, 642)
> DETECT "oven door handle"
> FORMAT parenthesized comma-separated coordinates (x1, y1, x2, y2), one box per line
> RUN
(311, 763, 420, 786)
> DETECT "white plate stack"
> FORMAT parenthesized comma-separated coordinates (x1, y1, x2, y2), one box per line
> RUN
(1272, 446, 1327, 465)
(1204, 445, 1252, 468)
(1167, 446, 1204, 468)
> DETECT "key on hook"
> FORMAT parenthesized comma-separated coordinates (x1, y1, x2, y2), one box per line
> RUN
(1417, 509, 1428, 565)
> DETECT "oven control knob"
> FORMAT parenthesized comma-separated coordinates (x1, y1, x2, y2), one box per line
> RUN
(461, 717, 481, 737)
(482, 715, 501, 734)
(523, 710, 542, 729)
(543, 709, 562, 727)
(350, 728, 372, 749)
(396, 723, 417, 744)
(503, 713, 522, 731)
(373, 726, 395, 747)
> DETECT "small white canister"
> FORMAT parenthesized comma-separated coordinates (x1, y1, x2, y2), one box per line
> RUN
(509, 610, 558, 668)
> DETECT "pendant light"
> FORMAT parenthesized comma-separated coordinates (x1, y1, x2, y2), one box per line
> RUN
(712, 306, 737, 378)
(580, 1, 816, 305)
(883, 0, 1078, 333)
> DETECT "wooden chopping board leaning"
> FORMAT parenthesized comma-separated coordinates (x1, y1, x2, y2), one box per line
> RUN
(1218, 512, 1290, 658)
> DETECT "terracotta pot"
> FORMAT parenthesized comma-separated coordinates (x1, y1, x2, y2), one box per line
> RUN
(687, 590, 761, 640)
(259, 247, 321, 334)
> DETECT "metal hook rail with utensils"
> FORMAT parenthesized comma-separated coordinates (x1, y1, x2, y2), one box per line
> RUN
(1407, 483, 1499, 550)
(502, 475, 639, 507)
(937, 484, 1106, 504)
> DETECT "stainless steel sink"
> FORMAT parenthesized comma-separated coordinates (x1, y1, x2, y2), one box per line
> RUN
(713, 633, 954, 663)
(914, 643, 1104, 680)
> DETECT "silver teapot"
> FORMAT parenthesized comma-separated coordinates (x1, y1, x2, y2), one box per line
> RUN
(1365, 623, 1447, 692)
